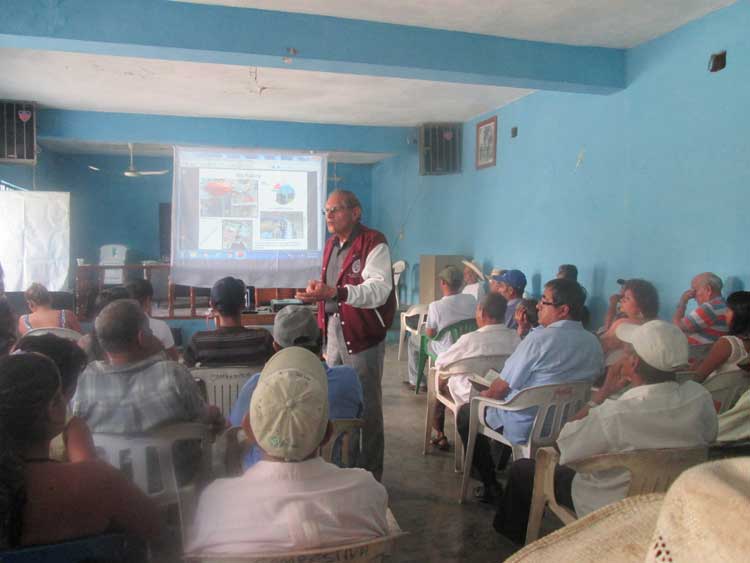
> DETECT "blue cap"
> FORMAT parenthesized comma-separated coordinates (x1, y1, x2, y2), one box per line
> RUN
(491, 269, 527, 291)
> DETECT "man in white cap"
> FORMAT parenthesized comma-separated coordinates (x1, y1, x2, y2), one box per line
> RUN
(188, 347, 388, 555)
(461, 259, 487, 302)
(494, 320, 717, 545)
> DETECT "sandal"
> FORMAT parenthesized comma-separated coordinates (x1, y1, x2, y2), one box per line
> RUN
(430, 435, 449, 451)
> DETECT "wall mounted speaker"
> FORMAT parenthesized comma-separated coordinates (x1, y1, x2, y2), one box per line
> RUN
(1, 101, 36, 164)
(419, 123, 462, 176)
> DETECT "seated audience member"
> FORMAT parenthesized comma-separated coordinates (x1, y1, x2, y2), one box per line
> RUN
(72, 299, 223, 434)
(429, 293, 520, 450)
(0, 353, 161, 548)
(514, 298, 539, 339)
(228, 305, 363, 470)
(488, 268, 506, 294)
(694, 291, 750, 382)
(126, 278, 178, 360)
(0, 297, 16, 355)
(187, 347, 389, 555)
(18, 283, 81, 336)
(494, 320, 717, 545)
(78, 286, 132, 362)
(556, 264, 578, 282)
(461, 260, 487, 302)
(490, 270, 527, 329)
(184, 277, 274, 367)
(672, 272, 728, 346)
(457, 279, 603, 502)
(406, 266, 476, 390)
(15, 334, 95, 462)
(600, 279, 659, 359)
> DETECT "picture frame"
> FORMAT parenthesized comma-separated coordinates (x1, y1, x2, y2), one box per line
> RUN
(475, 116, 497, 169)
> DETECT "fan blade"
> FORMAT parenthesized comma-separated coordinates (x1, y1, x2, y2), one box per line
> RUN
(137, 170, 170, 176)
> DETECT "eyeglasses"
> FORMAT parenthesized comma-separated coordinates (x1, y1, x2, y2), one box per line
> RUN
(539, 299, 561, 307)
(322, 205, 350, 216)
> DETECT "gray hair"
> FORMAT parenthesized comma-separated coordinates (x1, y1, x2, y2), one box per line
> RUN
(697, 272, 723, 293)
(329, 189, 361, 211)
(94, 299, 149, 354)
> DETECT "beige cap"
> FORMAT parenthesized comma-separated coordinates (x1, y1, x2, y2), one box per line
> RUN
(249, 347, 329, 461)
(461, 259, 485, 281)
(615, 320, 689, 372)
(438, 265, 463, 286)
(490, 267, 506, 278)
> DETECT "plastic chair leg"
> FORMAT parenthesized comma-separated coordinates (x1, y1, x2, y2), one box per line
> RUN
(453, 421, 464, 473)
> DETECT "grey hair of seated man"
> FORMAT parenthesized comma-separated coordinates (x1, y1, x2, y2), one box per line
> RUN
(695, 272, 723, 294)
(478, 293, 508, 324)
(94, 299, 149, 354)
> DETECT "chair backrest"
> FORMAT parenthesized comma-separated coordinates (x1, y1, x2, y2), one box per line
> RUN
(22, 327, 83, 341)
(184, 509, 406, 563)
(319, 418, 364, 466)
(703, 369, 750, 413)
(567, 446, 708, 496)
(404, 303, 428, 317)
(0, 533, 139, 563)
(501, 381, 592, 451)
(436, 318, 478, 343)
(191, 366, 261, 417)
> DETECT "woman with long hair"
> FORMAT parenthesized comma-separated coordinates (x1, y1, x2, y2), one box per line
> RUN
(695, 291, 750, 382)
(0, 353, 160, 549)
(17, 283, 81, 336)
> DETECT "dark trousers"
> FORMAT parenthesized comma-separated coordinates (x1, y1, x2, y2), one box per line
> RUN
(456, 403, 511, 488)
(494, 459, 576, 545)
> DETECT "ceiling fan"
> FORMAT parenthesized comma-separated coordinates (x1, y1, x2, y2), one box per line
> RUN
(123, 143, 170, 177)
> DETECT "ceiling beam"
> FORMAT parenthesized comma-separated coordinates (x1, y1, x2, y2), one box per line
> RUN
(1, 0, 625, 94)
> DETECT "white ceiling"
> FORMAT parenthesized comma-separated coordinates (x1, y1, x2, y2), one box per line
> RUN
(37, 139, 393, 164)
(176, 0, 736, 48)
(0, 48, 532, 127)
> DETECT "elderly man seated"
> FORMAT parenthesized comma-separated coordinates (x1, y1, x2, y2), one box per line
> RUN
(457, 278, 603, 502)
(461, 260, 487, 301)
(406, 265, 477, 390)
(489, 270, 527, 329)
(429, 293, 520, 450)
(672, 271, 729, 347)
(187, 347, 389, 555)
(494, 320, 718, 545)
(228, 305, 363, 470)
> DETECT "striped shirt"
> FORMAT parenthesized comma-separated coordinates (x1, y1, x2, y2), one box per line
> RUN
(183, 326, 274, 367)
(679, 296, 729, 345)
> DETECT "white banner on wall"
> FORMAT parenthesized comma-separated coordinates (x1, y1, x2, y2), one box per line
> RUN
(0, 191, 70, 291)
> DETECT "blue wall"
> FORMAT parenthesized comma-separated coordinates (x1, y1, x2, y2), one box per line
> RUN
(372, 1, 750, 323)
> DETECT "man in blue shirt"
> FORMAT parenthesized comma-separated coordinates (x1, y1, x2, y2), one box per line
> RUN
(457, 278, 604, 502)
(229, 305, 363, 470)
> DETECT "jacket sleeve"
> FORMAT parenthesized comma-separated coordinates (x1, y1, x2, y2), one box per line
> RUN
(344, 242, 393, 309)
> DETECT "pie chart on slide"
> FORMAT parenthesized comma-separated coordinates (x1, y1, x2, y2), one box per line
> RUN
(273, 183, 295, 205)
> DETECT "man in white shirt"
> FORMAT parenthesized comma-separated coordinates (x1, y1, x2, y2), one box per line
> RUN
(461, 260, 487, 302)
(187, 347, 389, 555)
(406, 265, 477, 389)
(493, 320, 717, 545)
(429, 293, 520, 450)
(126, 278, 178, 360)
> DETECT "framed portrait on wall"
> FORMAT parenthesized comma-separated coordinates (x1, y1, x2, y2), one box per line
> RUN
(475, 116, 497, 169)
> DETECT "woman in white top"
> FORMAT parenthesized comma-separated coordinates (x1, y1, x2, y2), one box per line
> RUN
(600, 279, 660, 362)
(695, 291, 750, 382)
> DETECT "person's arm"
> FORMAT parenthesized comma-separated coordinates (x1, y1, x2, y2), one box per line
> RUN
(694, 337, 732, 382)
(64, 416, 98, 463)
(480, 378, 511, 400)
(603, 293, 621, 331)
(599, 318, 633, 355)
(183, 336, 198, 367)
(673, 289, 697, 329)
(173, 365, 225, 431)
(64, 310, 82, 332)
(568, 359, 628, 422)
(342, 242, 393, 309)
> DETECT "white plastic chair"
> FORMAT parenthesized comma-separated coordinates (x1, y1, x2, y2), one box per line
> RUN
(397, 304, 428, 361)
(93, 422, 212, 545)
(704, 369, 750, 413)
(524, 445, 708, 544)
(191, 366, 262, 417)
(392, 260, 407, 311)
(22, 327, 83, 341)
(184, 508, 406, 563)
(423, 355, 510, 473)
(459, 381, 592, 503)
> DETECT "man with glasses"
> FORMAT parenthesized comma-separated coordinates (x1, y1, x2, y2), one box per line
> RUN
(296, 189, 395, 482)
(456, 278, 604, 502)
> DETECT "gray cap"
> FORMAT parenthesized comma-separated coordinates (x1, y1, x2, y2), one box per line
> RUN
(438, 265, 463, 286)
(273, 305, 320, 348)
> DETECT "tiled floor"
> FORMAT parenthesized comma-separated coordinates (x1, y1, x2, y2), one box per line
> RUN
(382, 343, 520, 562)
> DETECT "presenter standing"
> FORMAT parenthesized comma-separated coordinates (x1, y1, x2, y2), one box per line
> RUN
(296, 190, 395, 481)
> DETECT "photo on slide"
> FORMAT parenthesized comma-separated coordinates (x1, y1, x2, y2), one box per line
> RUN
(260, 211, 304, 241)
(222, 220, 254, 250)
(199, 170, 259, 218)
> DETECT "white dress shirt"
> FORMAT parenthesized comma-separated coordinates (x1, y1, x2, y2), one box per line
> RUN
(425, 293, 477, 355)
(187, 457, 389, 555)
(558, 381, 717, 517)
(435, 323, 520, 404)
(148, 316, 175, 350)
(462, 282, 486, 303)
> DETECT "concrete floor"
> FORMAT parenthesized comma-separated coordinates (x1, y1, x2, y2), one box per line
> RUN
(381, 343, 520, 562)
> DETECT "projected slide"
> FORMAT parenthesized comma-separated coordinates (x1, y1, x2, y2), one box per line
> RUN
(171, 147, 327, 288)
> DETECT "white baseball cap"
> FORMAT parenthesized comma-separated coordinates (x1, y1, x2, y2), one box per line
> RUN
(615, 320, 689, 372)
(249, 347, 329, 461)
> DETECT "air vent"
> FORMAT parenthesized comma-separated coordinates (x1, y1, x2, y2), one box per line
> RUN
(1, 101, 36, 164)
(419, 123, 461, 176)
